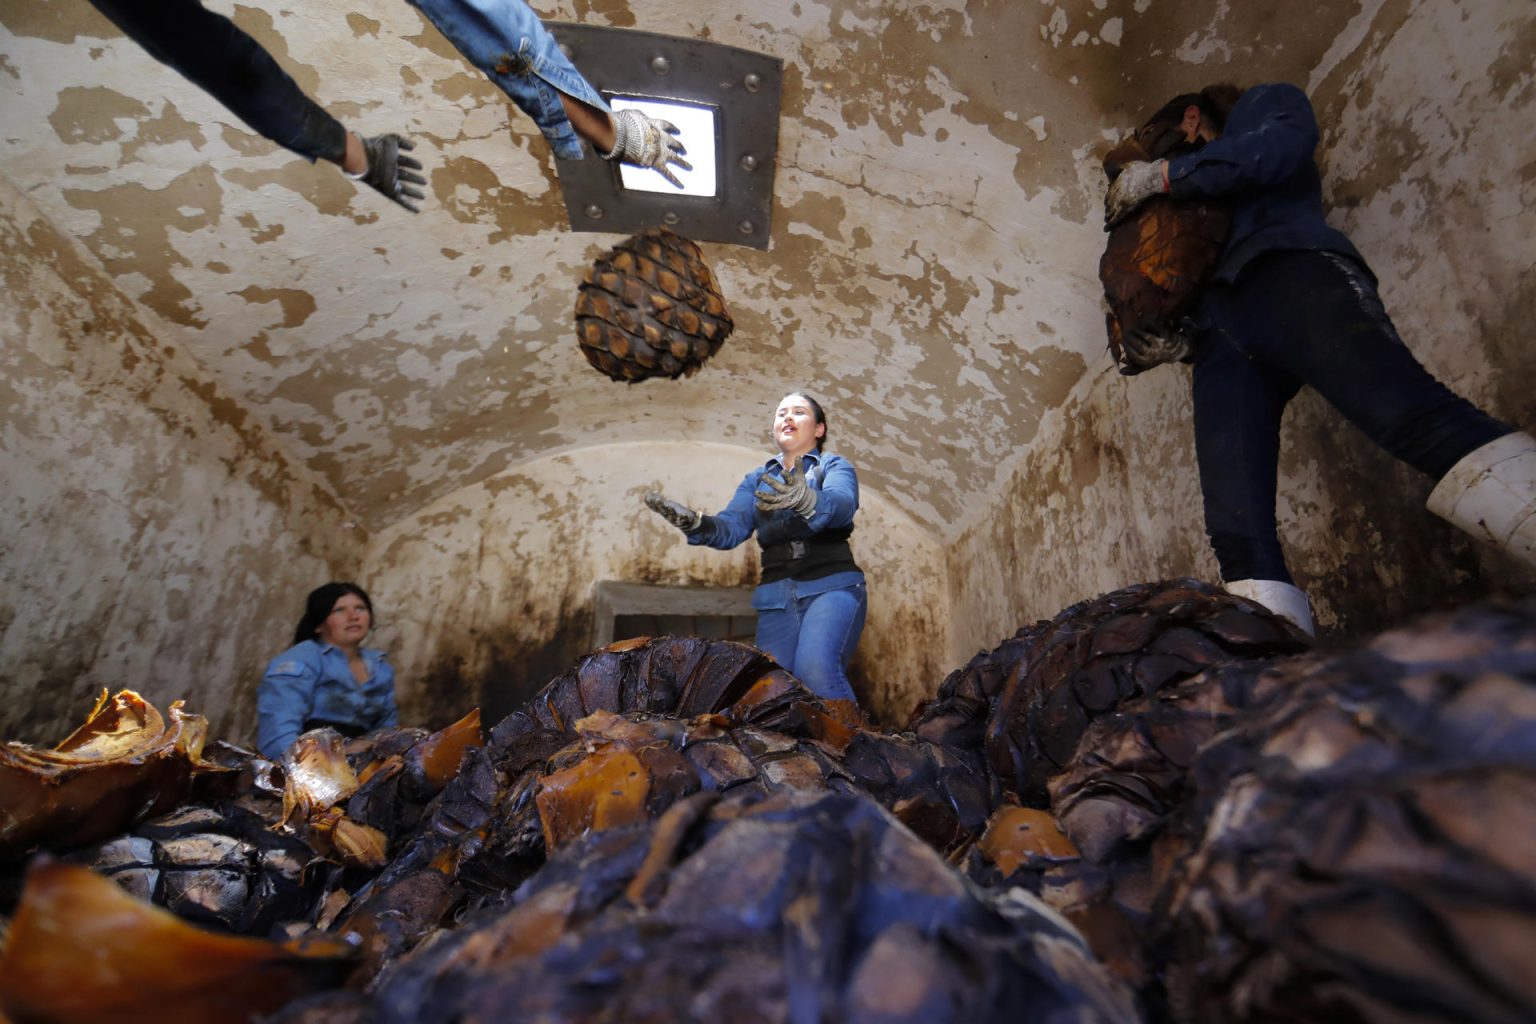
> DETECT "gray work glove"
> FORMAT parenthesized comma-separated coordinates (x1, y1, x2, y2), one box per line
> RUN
(601, 108, 691, 189)
(1120, 325, 1194, 375)
(644, 491, 702, 533)
(755, 464, 818, 519)
(357, 134, 426, 213)
(1104, 159, 1168, 228)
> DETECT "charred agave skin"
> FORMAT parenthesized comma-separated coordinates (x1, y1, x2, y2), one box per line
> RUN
(983, 578, 1308, 807)
(338, 638, 1002, 977)
(991, 659, 1304, 995)
(369, 788, 1140, 1024)
(70, 801, 317, 934)
(574, 228, 734, 382)
(1159, 601, 1536, 1024)
(908, 620, 1051, 752)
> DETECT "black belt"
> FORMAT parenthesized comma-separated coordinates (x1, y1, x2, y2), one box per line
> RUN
(758, 534, 858, 586)
(760, 537, 851, 568)
(762, 538, 811, 565)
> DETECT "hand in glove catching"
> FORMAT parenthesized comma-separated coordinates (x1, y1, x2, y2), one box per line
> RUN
(1119, 325, 1194, 375)
(355, 134, 427, 213)
(602, 109, 691, 189)
(644, 491, 702, 533)
(755, 464, 818, 519)
(1103, 159, 1168, 228)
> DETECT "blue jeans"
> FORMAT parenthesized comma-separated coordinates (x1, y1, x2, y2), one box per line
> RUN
(754, 580, 866, 703)
(87, 0, 347, 163)
(1192, 250, 1511, 582)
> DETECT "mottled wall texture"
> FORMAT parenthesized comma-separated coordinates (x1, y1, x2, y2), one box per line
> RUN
(949, 0, 1536, 655)
(363, 443, 950, 727)
(0, 177, 360, 743)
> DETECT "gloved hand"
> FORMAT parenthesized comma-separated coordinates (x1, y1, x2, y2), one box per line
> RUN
(356, 134, 427, 213)
(1103, 159, 1168, 228)
(644, 491, 702, 532)
(1119, 325, 1194, 375)
(755, 464, 818, 519)
(602, 109, 691, 189)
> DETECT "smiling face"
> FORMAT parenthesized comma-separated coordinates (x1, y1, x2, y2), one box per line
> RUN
(316, 592, 372, 649)
(773, 393, 825, 461)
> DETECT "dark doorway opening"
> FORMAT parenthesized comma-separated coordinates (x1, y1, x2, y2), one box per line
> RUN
(593, 581, 757, 647)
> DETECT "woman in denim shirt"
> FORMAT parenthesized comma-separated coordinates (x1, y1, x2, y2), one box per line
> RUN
(645, 393, 867, 707)
(256, 583, 399, 759)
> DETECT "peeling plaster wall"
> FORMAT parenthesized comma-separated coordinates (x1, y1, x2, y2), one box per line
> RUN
(362, 443, 950, 728)
(949, 0, 1536, 654)
(0, 175, 360, 744)
(0, 0, 1122, 535)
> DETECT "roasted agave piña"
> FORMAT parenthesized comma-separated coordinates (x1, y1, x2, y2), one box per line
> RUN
(983, 578, 1308, 807)
(1099, 84, 1241, 373)
(1160, 601, 1536, 1024)
(0, 689, 227, 861)
(573, 228, 733, 382)
(366, 788, 1140, 1024)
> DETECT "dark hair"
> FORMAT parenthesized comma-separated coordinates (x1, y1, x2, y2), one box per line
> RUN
(1143, 84, 1242, 134)
(786, 391, 828, 451)
(293, 582, 374, 646)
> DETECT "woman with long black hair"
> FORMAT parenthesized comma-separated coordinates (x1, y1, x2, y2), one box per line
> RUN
(256, 582, 399, 758)
(645, 392, 867, 706)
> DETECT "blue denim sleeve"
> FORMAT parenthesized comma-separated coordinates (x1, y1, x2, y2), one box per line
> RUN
(408, 0, 611, 161)
(376, 658, 400, 727)
(805, 455, 858, 532)
(1167, 83, 1320, 199)
(689, 468, 763, 550)
(256, 645, 318, 759)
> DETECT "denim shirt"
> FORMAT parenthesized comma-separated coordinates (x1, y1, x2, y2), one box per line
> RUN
(256, 639, 398, 759)
(689, 451, 865, 610)
(409, 0, 611, 160)
(1167, 83, 1367, 285)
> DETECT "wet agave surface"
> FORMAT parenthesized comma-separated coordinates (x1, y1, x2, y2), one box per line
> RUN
(1, 581, 1533, 1024)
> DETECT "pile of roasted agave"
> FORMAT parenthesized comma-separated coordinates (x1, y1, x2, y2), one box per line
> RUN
(2, 578, 1534, 1024)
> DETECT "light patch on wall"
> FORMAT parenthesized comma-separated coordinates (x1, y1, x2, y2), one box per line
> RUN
(610, 97, 718, 198)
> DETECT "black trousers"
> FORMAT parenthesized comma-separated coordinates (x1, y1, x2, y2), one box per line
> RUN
(1191, 250, 1511, 583)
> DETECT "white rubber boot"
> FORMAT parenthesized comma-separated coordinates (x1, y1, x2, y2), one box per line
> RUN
(1225, 578, 1315, 637)
(1426, 431, 1536, 569)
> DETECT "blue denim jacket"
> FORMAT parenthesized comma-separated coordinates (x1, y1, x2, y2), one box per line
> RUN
(256, 640, 398, 758)
(409, 0, 611, 160)
(689, 451, 865, 610)
(1167, 83, 1367, 285)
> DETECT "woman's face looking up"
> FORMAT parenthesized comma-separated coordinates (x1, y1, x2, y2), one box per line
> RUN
(774, 394, 823, 461)
(317, 593, 371, 648)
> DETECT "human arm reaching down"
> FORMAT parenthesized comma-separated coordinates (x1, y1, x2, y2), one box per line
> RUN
(409, 0, 690, 186)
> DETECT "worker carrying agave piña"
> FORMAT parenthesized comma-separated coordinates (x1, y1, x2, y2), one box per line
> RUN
(1105, 82, 1532, 635)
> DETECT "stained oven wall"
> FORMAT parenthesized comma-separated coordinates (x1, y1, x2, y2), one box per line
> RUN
(0, 177, 360, 744)
(945, 0, 1536, 656)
